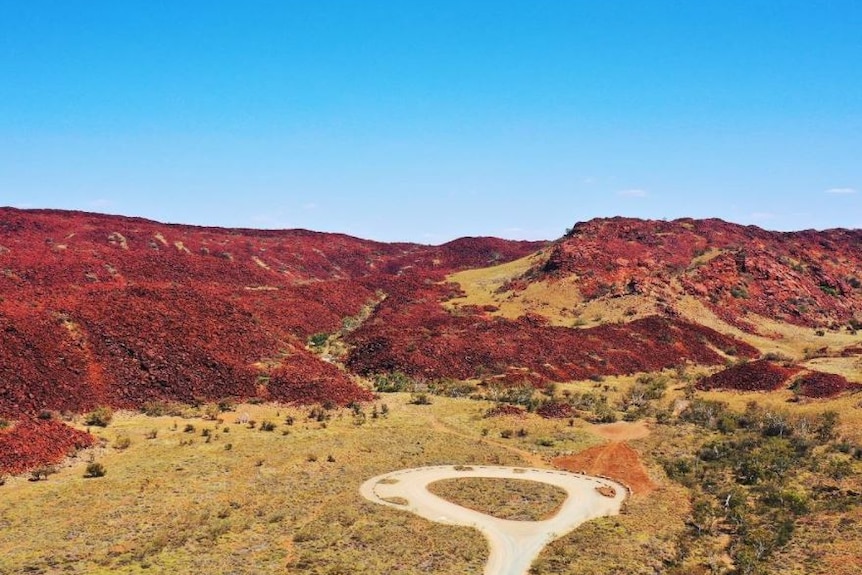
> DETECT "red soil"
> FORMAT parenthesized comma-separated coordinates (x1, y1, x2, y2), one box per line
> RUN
(553, 442, 656, 495)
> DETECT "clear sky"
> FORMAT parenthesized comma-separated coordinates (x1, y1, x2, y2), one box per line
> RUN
(1, 1, 860, 242)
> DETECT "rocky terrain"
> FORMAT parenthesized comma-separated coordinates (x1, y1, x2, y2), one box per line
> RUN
(2, 208, 861, 473)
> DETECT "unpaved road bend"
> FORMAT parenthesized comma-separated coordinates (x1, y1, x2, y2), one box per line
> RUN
(360, 465, 627, 575)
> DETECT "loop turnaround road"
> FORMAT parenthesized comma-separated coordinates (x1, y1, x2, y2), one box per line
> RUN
(360, 465, 627, 575)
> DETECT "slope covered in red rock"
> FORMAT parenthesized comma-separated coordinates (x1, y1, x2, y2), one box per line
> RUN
(0, 207, 541, 422)
(345, 271, 759, 382)
(792, 371, 861, 398)
(536, 217, 862, 329)
(0, 419, 95, 475)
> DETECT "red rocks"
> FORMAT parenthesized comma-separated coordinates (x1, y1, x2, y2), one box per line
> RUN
(697, 360, 802, 392)
(0, 208, 541, 421)
(543, 217, 862, 330)
(792, 371, 860, 398)
(346, 289, 759, 382)
(0, 419, 95, 475)
(536, 401, 574, 419)
(484, 404, 527, 418)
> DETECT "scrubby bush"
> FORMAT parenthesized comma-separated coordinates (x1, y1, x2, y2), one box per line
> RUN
(113, 435, 131, 450)
(410, 393, 432, 405)
(373, 372, 414, 392)
(84, 407, 113, 427)
(260, 420, 277, 432)
(84, 462, 106, 478)
(30, 466, 58, 481)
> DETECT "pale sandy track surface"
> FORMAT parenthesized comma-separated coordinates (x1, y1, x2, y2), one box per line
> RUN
(360, 465, 627, 575)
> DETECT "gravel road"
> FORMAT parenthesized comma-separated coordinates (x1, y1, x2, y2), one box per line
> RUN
(360, 465, 627, 575)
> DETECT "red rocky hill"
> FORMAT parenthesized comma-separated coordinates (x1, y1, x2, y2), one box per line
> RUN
(536, 217, 862, 330)
(0, 207, 541, 420)
(3, 208, 861, 473)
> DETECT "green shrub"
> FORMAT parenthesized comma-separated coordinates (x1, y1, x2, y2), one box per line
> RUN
(84, 462, 106, 478)
(308, 332, 329, 348)
(730, 285, 749, 299)
(84, 407, 113, 427)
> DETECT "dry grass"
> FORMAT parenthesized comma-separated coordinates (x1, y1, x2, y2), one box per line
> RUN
(0, 391, 683, 575)
(674, 294, 861, 360)
(445, 253, 663, 328)
(0, 396, 512, 574)
(426, 477, 568, 521)
(3, 372, 857, 574)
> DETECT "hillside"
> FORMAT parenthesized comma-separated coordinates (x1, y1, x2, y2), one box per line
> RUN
(2, 209, 862, 474)
(0, 207, 542, 418)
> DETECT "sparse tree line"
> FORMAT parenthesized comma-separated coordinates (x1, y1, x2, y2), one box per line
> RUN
(662, 400, 859, 575)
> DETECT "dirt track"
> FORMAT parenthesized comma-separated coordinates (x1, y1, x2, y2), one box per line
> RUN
(360, 465, 626, 575)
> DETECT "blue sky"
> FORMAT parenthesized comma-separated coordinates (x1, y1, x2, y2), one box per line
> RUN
(1, 1, 860, 242)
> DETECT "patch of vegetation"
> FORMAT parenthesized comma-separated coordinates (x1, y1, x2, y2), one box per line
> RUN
(427, 478, 568, 521)
(84, 462, 106, 478)
(730, 285, 749, 299)
(84, 406, 113, 427)
(659, 400, 858, 574)
(308, 332, 329, 349)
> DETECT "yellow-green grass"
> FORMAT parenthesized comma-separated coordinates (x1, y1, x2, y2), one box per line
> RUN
(3, 380, 857, 575)
(674, 294, 862, 360)
(426, 477, 568, 521)
(0, 396, 511, 575)
(0, 394, 614, 575)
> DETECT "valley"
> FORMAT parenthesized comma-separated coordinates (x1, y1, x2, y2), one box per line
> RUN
(1, 208, 861, 574)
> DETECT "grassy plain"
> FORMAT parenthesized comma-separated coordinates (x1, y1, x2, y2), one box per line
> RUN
(2, 374, 859, 575)
(0, 394, 626, 575)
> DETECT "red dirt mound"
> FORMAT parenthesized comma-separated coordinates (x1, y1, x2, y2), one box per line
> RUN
(0, 419, 95, 475)
(792, 371, 861, 398)
(553, 442, 656, 495)
(484, 404, 527, 418)
(697, 359, 802, 392)
(536, 401, 575, 419)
